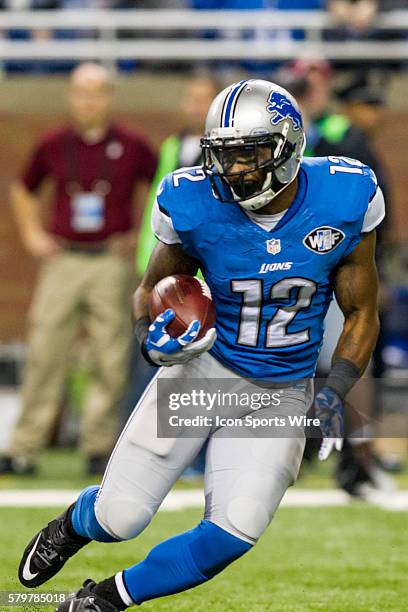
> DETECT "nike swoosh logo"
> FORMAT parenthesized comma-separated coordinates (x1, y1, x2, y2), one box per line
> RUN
(22, 533, 41, 582)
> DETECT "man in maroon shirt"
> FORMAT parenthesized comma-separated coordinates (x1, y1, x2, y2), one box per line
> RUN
(1, 62, 156, 476)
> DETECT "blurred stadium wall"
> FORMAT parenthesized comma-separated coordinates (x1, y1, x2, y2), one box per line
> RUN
(1, 73, 408, 342)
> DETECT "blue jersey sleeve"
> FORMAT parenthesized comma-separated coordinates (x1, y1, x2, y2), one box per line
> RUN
(155, 167, 215, 261)
(305, 156, 384, 257)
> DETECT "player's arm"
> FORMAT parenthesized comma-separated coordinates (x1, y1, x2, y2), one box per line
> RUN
(316, 231, 379, 459)
(133, 236, 216, 367)
(333, 230, 379, 371)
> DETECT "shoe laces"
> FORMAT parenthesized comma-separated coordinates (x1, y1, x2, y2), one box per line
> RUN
(34, 520, 83, 569)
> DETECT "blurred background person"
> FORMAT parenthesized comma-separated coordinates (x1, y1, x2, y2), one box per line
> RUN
(0, 62, 156, 476)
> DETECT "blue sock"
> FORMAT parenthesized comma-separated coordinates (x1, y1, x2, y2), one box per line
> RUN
(122, 520, 252, 604)
(71, 485, 117, 543)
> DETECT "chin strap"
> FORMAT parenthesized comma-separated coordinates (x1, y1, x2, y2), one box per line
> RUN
(236, 173, 290, 211)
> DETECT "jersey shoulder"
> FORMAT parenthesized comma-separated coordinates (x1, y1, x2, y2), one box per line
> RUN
(156, 166, 214, 225)
(302, 155, 377, 191)
(301, 156, 378, 224)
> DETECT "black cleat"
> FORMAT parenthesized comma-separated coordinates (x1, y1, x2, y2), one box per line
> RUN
(19, 504, 90, 588)
(57, 580, 119, 612)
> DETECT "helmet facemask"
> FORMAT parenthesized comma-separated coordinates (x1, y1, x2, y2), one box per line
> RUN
(201, 132, 297, 211)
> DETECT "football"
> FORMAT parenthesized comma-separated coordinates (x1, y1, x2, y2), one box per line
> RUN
(149, 274, 216, 340)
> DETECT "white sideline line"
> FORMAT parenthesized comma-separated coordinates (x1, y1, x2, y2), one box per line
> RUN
(0, 489, 407, 511)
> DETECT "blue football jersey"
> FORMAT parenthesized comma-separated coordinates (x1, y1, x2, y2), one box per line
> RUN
(155, 156, 383, 380)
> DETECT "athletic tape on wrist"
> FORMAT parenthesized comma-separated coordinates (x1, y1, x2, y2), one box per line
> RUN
(134, 316, 157, 366)
(326, 358, 361, 400)
(134, 316, 150, 345)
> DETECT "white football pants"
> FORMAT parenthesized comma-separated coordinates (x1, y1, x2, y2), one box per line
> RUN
(95, 352, 312, 544)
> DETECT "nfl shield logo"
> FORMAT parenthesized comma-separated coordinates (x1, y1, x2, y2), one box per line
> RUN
(266, 238, 281, 255)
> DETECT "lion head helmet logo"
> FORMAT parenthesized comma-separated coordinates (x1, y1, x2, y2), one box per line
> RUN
(266, 91, 302, 132)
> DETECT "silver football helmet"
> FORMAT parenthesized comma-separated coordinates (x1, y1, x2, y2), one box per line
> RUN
(201, 79, 306, 211)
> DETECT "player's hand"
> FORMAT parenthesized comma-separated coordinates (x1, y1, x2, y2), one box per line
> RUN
(145, 308, 216, 366)
(314, 386, 344, 461)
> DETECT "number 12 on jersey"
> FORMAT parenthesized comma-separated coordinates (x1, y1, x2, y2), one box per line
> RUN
(328, 156, 364, 175)
(231, 278, 317, 348)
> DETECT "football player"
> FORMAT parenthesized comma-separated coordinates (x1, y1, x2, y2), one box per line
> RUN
(18, 80, 384, 611)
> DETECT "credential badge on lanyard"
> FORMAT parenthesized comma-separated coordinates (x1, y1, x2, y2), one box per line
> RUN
(66, 134, 113, 233)
(71, 191, 105, 232)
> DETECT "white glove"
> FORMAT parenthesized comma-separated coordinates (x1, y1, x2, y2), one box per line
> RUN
(145, 308, 216, 367)
(314, 387, 344, 461)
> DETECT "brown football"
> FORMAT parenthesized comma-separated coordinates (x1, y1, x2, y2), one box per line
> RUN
(149, 275, 216, 340)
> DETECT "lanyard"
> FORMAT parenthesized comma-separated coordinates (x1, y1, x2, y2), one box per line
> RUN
(65, 130, 113, 196)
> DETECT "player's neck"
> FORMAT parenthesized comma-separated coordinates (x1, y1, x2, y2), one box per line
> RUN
(256, 177, 298, 215)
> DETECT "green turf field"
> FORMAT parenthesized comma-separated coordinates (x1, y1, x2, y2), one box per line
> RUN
(1, 450, 407, 610)
(0, 448, 407, 491)
(1, 504, 407, 612)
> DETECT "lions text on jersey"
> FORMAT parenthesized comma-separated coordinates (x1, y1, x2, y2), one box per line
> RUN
(153, 156, 385, 380)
